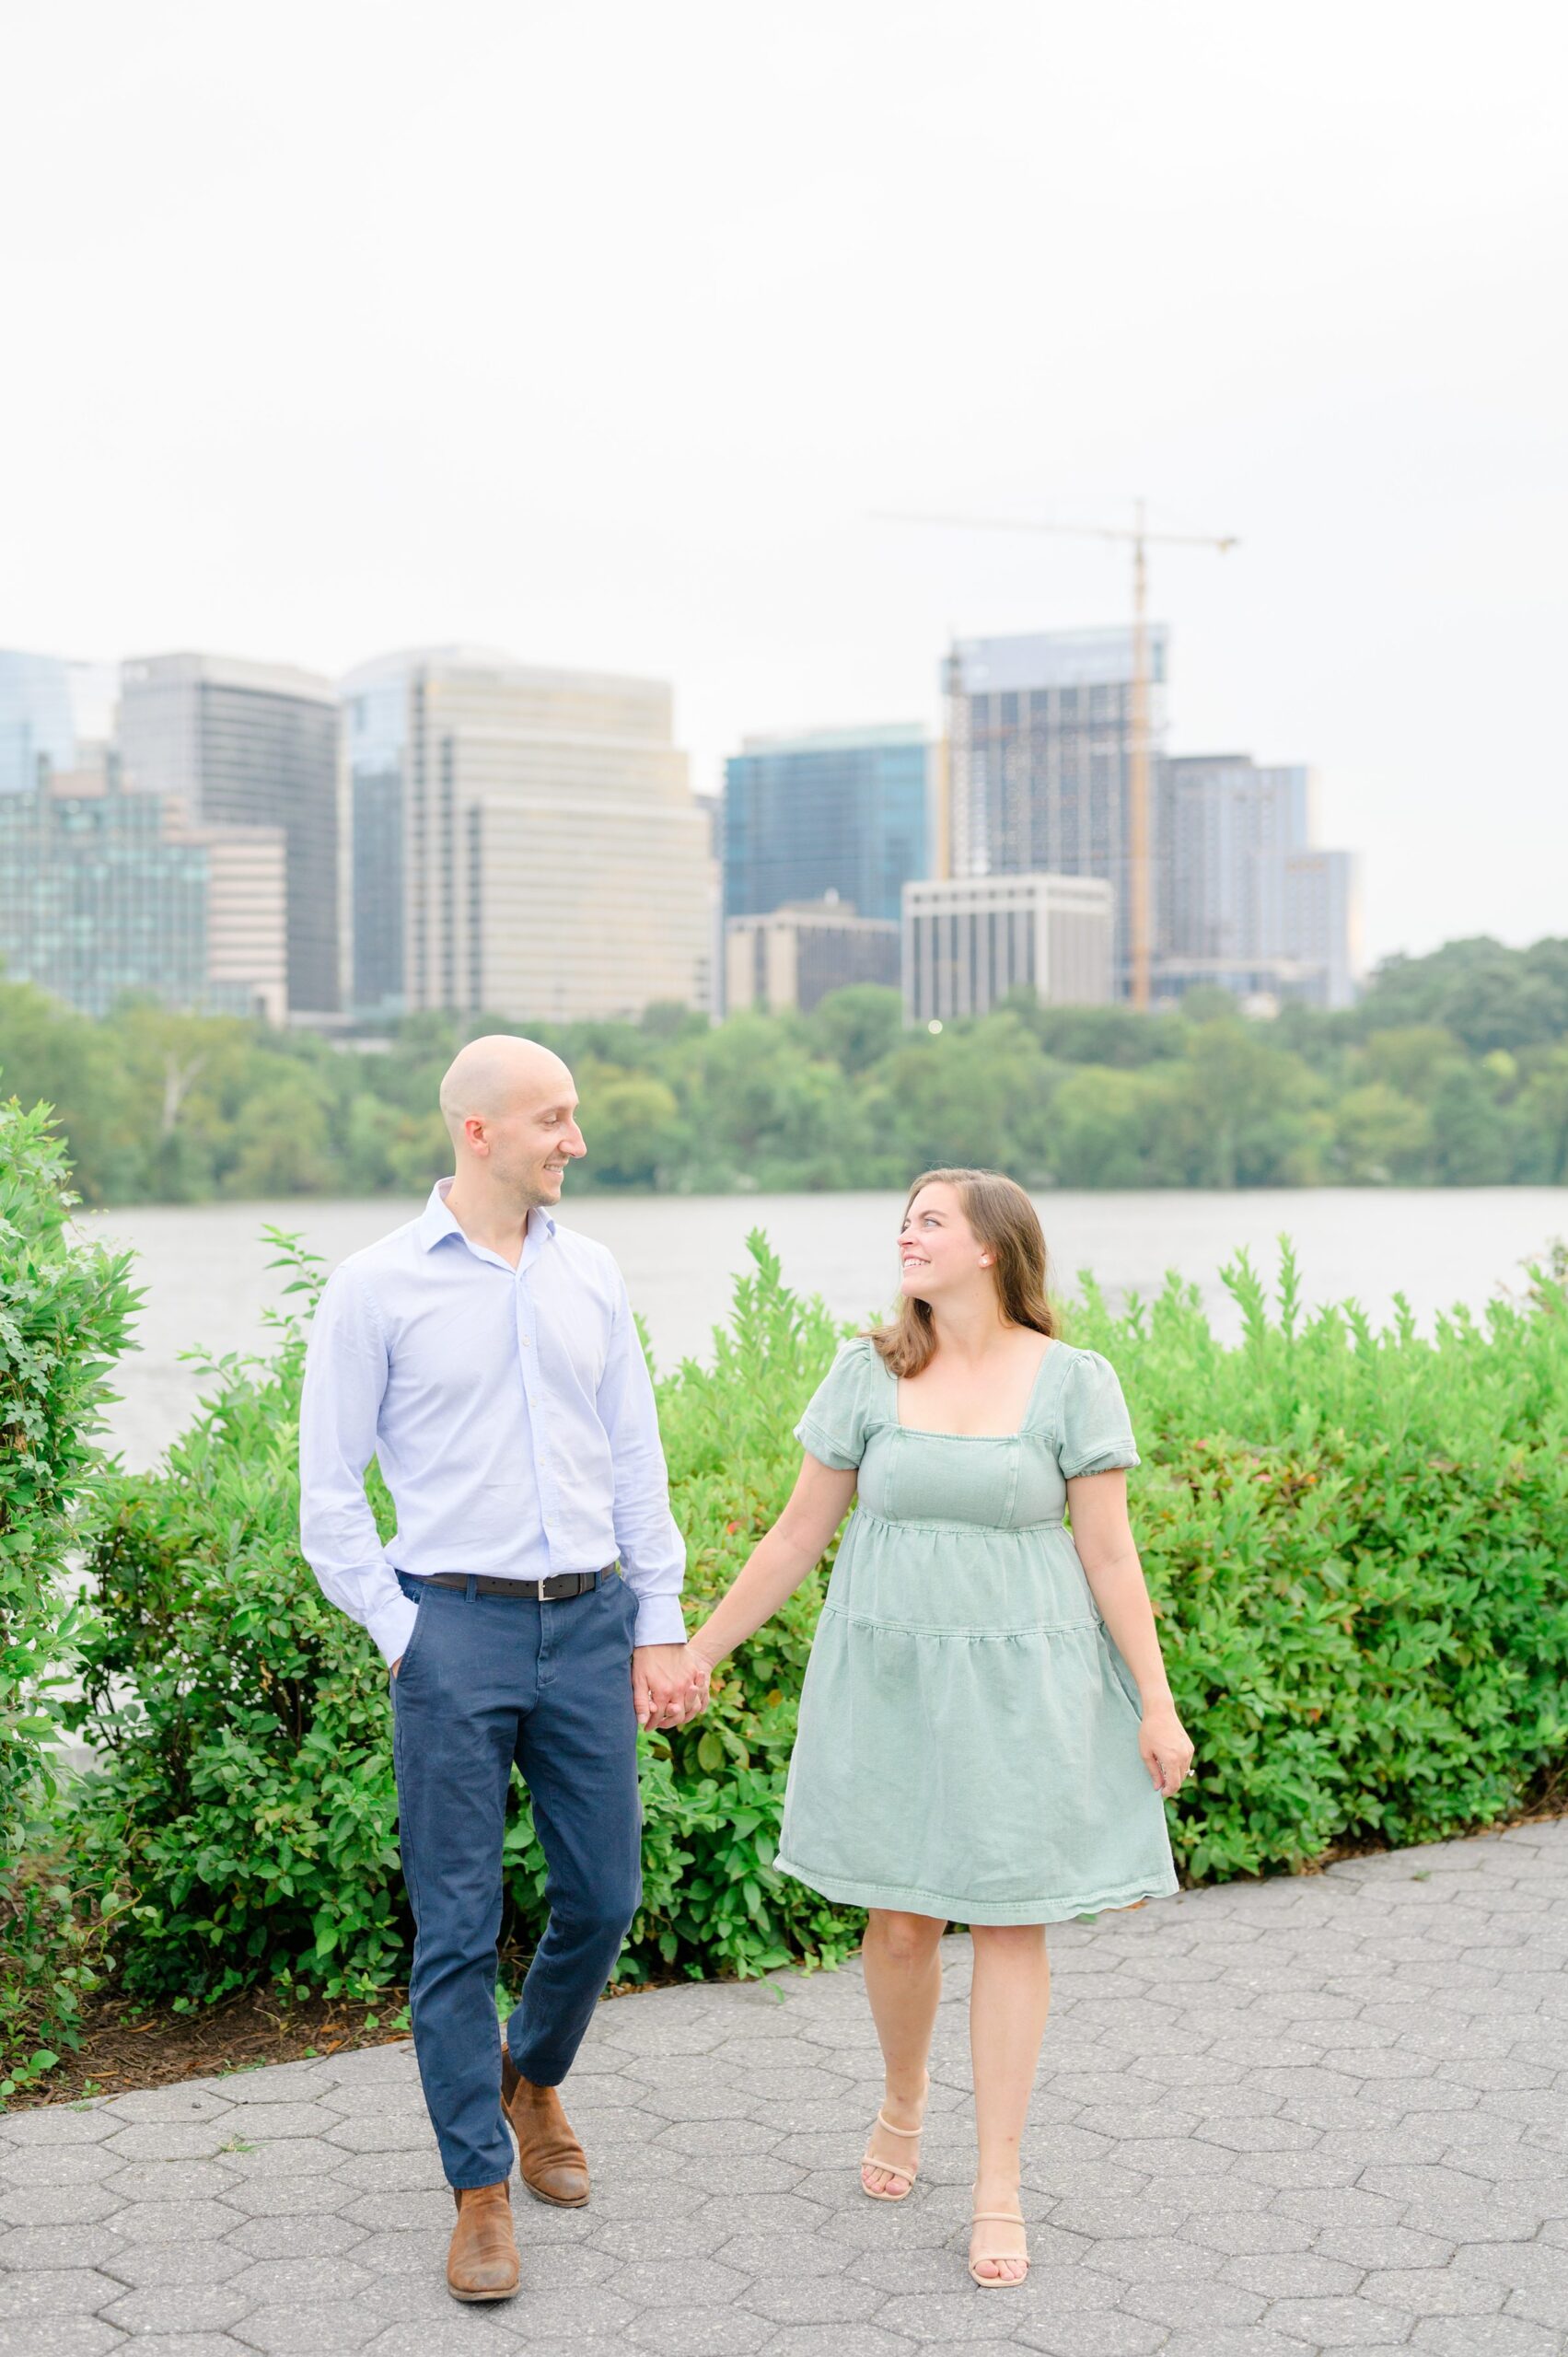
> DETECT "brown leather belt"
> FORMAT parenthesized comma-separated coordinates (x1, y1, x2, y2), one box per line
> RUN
(419, 1568, 612, 1601)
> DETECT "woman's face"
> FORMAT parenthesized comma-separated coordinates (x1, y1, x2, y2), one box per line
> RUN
(898, 1181, 991, 1305)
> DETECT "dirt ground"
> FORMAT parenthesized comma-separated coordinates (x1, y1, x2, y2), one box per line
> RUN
(8, 1986, 412, 2109)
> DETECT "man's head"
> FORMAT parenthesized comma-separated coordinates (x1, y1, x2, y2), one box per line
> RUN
(437, 1035, 586, 1211)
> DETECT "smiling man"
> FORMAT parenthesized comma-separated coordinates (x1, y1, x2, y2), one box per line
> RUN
(298, 1033, 705, 2303)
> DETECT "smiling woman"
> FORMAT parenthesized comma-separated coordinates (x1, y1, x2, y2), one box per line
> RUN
(686, 1166, 1192, 2289)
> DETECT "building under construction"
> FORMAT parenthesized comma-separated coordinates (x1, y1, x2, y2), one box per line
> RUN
(943, 625, 1167, 1003)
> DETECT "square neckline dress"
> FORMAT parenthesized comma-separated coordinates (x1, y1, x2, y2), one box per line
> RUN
(774, 1335, 1179, 1925)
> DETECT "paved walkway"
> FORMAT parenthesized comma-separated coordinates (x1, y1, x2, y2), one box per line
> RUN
(2, 1820, 1565, 2357)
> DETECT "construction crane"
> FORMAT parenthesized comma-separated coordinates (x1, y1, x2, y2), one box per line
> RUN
(877, 502, 1238, 1010)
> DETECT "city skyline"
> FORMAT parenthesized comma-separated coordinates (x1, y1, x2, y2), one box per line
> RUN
(2, 5, 1562, 972)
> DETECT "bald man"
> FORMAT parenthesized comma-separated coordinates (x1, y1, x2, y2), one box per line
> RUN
(299, 1037, 705, 2303)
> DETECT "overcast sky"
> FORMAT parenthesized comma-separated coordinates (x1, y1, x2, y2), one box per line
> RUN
(3, 0, 1563, 968)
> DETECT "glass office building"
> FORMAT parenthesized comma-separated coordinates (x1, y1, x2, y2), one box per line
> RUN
(1154, 753, 1360, 1009)
(119, 653, 341, 1016)
(723, 725, 929, 925)
(947, 630, 1168, 1001)
(0, 782, 207, 1016)
(0, 650, 78, 797)
(339, 646, 714, 1024)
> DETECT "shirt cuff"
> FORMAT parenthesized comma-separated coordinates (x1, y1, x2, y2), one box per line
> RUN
(366, 1586, 421, 1668)
(631, 1594, 688, 1649)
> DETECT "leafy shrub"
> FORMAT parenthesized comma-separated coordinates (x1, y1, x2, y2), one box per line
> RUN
(0, 1099, 137, 2090)
(63, 1229, 1568, 2008)
(65, 1235, 858, 2001)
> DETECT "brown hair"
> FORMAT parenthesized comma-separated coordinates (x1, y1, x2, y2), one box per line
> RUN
(867, 1167, 1057, 1378)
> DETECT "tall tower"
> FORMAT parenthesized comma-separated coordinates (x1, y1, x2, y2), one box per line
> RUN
(118, 653, 341, 1016)
(339, 646, 714, 1024)
(946, 626, 1168, 1001)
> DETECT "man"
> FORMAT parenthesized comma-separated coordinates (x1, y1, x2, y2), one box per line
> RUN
(298, 1035, 707, 2302)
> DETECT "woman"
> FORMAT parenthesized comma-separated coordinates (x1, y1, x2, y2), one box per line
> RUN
(687, 1168, 1192, 2289)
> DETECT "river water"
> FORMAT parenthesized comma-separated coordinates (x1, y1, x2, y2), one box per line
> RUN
(81, 1187, 1568, 1471)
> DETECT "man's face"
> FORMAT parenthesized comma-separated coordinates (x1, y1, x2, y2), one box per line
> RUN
(480, 1072, 587, 1205)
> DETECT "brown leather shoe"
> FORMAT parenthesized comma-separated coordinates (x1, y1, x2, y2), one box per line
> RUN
(502, 2045, 590, 2207)
(446, 2180, 519, 2302)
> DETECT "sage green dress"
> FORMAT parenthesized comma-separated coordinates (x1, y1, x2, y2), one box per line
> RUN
(775, 1336, 1179, 1925)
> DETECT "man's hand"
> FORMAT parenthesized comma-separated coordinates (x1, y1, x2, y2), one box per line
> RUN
(632, 1643, 711, 1731)
(390, 1656, 402, 1679)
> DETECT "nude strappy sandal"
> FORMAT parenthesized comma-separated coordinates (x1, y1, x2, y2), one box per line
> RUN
(859, 2078, 928, 2201)
(968, 2202, 1029, 2287)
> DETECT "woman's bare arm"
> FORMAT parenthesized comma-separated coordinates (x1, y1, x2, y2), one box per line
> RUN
(1068, 1469, 1193, 1794)
(688, 1455, 858, 1671)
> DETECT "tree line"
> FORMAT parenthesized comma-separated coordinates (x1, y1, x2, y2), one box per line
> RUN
(2, 934, 1566, 1204)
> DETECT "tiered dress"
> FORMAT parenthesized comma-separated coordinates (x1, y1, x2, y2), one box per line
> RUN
(774, 1336, 1179, 1925)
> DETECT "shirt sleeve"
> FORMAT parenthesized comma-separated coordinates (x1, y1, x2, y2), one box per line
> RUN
(597, 1277, 687, 1648)
(794, 1338, 872, 1470)
(297, 1264, 418, 1667)
(1057, 1348, 1141, 1480)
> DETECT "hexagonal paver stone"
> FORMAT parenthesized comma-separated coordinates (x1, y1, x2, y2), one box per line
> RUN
(1410, 2319, 1568, 2356)
(0, 2320, 126, 2357)
(0, 2179, 125, 2227)
(99, 2085, 236, 2125)
(101, 2282, 255, 2336)
(0, 2267, 128, 2320)
(1267, 2292, 1437, 2343)
(235, 2300, 388, 2354)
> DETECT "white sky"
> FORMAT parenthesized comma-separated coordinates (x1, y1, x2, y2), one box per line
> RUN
(3, 0, 1564, 968)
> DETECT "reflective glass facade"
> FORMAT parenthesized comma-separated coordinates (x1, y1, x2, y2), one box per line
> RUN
(723, 725, 929, 924)
(119, 656, 341, 1014)
(0, 650, 77, 798)
(0, 784, 208, 1016)
(949, 630, 1168, 1001)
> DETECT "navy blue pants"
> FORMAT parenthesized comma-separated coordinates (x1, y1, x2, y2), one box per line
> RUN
(389, 1569, 643, 2189)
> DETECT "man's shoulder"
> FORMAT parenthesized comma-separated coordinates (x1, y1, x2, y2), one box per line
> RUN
(546, 1220, 625, 1291)
(326, 1214, 425, 1293)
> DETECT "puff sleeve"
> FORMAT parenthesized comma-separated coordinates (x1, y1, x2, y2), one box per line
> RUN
(794, 1338, 874, 1471)
(1056, 1348, 1140, 1480)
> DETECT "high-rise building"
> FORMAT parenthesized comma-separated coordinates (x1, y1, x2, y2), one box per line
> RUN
(946, 629, 1167, 999)
(723, 725, 929, 925)
(339, 646, 713, 1024)
(118, 653, 341, 1016)
(902, 874, 1114, 1027)
(0, 650, 79, 797)
(725, 896, 900, 1016)
(1155, 754, 1360, 1009)
(0, 771, 286, 1022)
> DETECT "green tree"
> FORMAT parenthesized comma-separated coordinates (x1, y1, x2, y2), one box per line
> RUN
(803, 986, 903, 1078)
(1333, 1083, 1433, 1183)
(578, 1067, 682, 1188)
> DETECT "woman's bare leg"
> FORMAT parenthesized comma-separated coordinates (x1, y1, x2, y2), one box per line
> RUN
(859, 1908, 946, 2193)
(969, 1922, 1051, 2281)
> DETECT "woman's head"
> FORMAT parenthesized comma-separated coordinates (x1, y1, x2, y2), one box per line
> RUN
(871, 1167, 1055, 1376)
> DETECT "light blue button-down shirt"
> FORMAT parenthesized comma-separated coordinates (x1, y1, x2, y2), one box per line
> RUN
(297, 1179, 686, 1666)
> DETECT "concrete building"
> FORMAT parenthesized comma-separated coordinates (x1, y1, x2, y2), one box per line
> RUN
(946, 629, 1167, 999)
(0, 769, 286, 1022)
(118, 652, 340, 1017)
(723, 724, 929, 925)
(902, 873, 1114, 1028)
(339, 646, 713, 1024)
(725, 895, 900, 1016)
(1155, 753, 1360, 1009)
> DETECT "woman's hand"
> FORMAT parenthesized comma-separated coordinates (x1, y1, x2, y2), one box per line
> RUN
(1138, 1698, 1194, 1797)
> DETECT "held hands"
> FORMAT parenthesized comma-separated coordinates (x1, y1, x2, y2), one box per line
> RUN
(632, 1642, 712, 1732)
(1138, 1698, 1195, 1798)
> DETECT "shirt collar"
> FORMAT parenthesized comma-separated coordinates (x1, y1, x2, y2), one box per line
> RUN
(416, 1177, 556, 1256)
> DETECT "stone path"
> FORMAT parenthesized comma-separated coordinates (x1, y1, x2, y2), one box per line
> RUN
(3, 1819, 1565, 2356)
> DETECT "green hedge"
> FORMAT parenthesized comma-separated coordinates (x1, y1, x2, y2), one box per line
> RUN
(63, 1231, 1568, 2006)
(0, 1101, 137, 2091)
